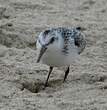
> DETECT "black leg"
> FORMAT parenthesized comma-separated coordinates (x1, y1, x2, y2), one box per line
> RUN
(44, 66, 53, 87)
(63, 66, 70, 82)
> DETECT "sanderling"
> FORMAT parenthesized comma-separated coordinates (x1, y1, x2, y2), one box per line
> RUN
(36, 27, 86, 87)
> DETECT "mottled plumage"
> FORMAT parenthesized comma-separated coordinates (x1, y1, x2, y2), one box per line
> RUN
(36, 27, 86, 87)
(50, 27, 86, 54)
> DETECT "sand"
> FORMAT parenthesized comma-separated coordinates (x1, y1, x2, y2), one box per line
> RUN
(0, 0, 107, 109)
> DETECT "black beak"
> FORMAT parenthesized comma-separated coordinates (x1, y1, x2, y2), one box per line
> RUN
(37, 46, 47, 63)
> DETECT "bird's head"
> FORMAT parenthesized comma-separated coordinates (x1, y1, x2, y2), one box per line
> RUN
(36, 29, 59, 63)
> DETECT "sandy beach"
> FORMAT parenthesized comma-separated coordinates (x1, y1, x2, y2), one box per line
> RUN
(0, 0, 107, 109)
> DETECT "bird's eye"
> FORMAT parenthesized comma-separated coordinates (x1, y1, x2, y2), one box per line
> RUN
(50, 37, 55, 44)
(38, 39, 40, 43)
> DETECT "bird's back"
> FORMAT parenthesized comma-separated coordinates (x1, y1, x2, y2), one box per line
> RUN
(52, 27, 86, 55)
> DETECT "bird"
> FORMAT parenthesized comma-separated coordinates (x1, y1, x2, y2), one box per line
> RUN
(36, 27, 86, 87)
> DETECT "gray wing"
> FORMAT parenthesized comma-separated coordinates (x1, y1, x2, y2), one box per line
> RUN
(74, 31, 86, 54)
(57, 27, 86, 55)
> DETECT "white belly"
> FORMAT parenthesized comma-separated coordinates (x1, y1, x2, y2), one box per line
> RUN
(40, 48, 78, 67)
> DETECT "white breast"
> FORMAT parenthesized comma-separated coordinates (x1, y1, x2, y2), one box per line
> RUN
(40, 44, 79, 67)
